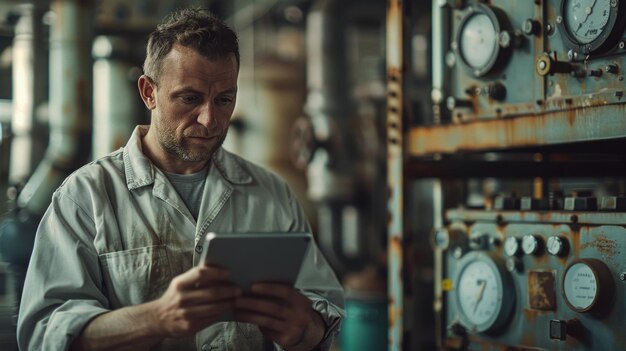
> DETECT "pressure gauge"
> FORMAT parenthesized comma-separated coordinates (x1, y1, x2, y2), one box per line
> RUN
(503, 237, 520, 257)
(558, 0, 626, 55)
(547, 236, 569, 256)
(563, 259, 614, 314)
(454, 4, 513, 77)
(522, 234, 543, 255)
(454, 251, 515, 333)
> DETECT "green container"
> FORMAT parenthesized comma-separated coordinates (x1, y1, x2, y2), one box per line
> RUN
(340, 296, 388, 351)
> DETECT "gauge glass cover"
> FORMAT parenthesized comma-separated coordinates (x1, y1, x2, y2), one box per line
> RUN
(563, 262, 597, 310)
(460, 13, 498, 69)
(547, 236, 563, 255)
(563, 0, 611, 44)
(503, 237, 519, 256)
(458, 260, 500, 327)
(522, 235, 539, 254)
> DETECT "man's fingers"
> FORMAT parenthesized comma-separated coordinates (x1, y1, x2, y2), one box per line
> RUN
(182, 286, 242, 305)
(180, 301, 235, 319)
(234, 297, 287, 319)
(233, 310, 285, 332)
(172, 266, 231, 290)
(249, 283, 294, 300)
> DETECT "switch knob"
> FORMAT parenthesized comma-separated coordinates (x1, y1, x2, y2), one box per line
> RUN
(549, 319, 583, 341)
(446, 96, 473, 111)
(536, 53, 577, 76)
(522, 19, 541, 36)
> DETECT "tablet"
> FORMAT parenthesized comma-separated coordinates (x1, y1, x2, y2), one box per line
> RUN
(198, 232, 312, 293)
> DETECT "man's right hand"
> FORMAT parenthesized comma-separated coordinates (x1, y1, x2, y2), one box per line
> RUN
(149, 265, 242, 338)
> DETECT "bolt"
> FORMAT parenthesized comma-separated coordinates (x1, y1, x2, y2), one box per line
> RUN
(556, 16, 562, 24)
(539, 60, 547, 70)
(619, 41, 625, 49)
(620, 272, 626, 281)
(611, 0, 617, 7)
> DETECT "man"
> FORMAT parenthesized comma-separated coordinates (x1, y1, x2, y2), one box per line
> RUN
(17, 8, 344, 351)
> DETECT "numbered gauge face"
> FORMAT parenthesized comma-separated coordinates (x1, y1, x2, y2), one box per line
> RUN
(455, 252, 514, 333)
(563, 262, 597, 310)
(563, 0, 611, 44)
(563, 259, 614, 313)
(558, 0, 626, 54)
(455, 4, 512, 77)
(460, 13, 498, 69)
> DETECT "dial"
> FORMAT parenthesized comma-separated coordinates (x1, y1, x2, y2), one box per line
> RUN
(547, 236, 569, 256)
(454, 252, 514, 333)
(563, 0, 611, 44)
(558, 0, 626, 55)
(503, 237, 520, 257)
(563, 259, 614, 314)
(522, 234, 543, 255)
(460, 13, 497, 69)
(454, 4, 513, 77)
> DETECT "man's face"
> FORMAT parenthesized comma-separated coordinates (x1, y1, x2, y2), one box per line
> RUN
(143, 45, 238, 166)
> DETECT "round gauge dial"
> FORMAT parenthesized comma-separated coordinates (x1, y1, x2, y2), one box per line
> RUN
(547, 236, 568, 256)
(563, 0, 611, 44)
(460, 14, 498, 69)
(454, 4, 513, 77)
(522, 234, 543, 255)
(563, 259, 614, 314)
(503, 237, 520, 257)
(558, 0, 626, 55)
(454, 252, 514, 333)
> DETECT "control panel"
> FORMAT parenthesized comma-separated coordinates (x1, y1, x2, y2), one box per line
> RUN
(435, 195, 626, 350)
(441, 0, 626, 123)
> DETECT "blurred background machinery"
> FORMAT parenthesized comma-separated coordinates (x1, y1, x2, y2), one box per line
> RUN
(388, 0, 626, 350)
(3, 0, 624, 350)
(0, 0, 389, 350)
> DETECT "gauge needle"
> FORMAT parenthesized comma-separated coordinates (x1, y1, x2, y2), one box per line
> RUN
(576, 0, 597, 33)
(473, 279, 487, 314)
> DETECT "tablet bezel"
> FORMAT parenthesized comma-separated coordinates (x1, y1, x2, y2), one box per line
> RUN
(198, 232, 312, 293)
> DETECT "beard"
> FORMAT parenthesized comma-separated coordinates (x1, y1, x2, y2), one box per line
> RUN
(155, 120, 228, 162)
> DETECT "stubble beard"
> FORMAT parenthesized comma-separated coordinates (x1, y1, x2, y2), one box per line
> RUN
(157, 122, 228, 162)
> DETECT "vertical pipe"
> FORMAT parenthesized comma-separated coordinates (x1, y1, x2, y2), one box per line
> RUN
(387, 0, 404, 350)
(9, 2, 48, 185)
(17, 0, 93, 216)
(92, 36, 139, 159)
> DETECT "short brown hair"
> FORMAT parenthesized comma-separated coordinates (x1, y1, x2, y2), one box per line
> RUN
(143, 8, 239, 83)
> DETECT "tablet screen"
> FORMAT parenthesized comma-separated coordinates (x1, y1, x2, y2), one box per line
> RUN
(199, 232, 312, 292)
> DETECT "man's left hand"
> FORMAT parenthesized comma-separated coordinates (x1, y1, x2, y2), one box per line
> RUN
(233, 283, 325, 351)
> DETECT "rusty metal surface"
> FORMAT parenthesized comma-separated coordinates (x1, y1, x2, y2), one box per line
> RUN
(528, 270, 556, 310)
(387, 0, 404, 349)
(409, 103, 626, 155)
(447, 209, 626, 225)
(442, 209, 626, 350)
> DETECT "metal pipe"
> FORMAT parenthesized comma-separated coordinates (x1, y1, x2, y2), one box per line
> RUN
(92, 35, 139, 159)
(17, 0, 93, 216)
(305, 0, 354, 202)
(9, 2, 48, 185)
